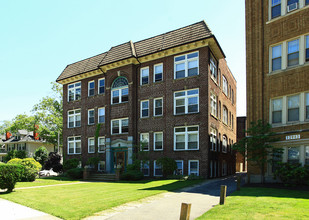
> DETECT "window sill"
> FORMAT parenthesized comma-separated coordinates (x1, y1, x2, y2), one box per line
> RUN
(88, 124, 95, 126)
(174, 112, 200, 116)
(88, 152, 95, 154)
(111, 101, 129, 106)
(174, 149, 199, 151)
(67, 99, 81, 103)
(272, 120, 309, 128)
(140, 116, 150, 119)
(153, 115, 163, 118)
(111, 133, 129, 136)
(268, 62, 309, 76)
(98, 151, 106, 153)
(154, 149, 163, 151)
(173, 74, 199, 81)
(67, 153, 82, 155)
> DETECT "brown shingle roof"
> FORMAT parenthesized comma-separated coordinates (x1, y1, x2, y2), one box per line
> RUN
(56, 21, 213, 82)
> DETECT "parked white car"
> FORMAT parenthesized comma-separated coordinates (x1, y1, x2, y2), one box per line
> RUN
(39, 169, 58, 177)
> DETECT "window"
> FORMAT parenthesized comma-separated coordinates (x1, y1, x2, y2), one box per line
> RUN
(68, 82, 81, 102)
(232, 114, 234, 129)
(218, 133, 221, 152)
(288, 147, 299, 164)
(210, 93, 217, 117)
(154, 98, 163, 116)
(17, 143, 26, 151)
(210, 53, 217, 81)
(218, 69, 221, 87)
(88, 109, 94, 125)
(111, 118, 128, 134)
(223, 106, 228, 124)
(141, 100, 149, 118)
(232, 89, 234, 104)
(222, 161, 227, 176)
(209, 160, 213, 178)
(98, 137, 105, 152)
(271, 44, 282, 71)
(68, 109, 81, 128)
(229, 86, 231, 99)
(175, 160, 183, 175)
(88, 81, 95, 96)
(98, 78, 105, 94)
(306, 93, 309, 120)
(271, 0, 281, 18)
(111, 77, 129, 104)
(174, 126, 199, 150)
(288, 95, 299, 122)
(98, 161, 105, 171)
(141, 67, 149, 85)
(174, 89, 199, 115)
(288, 39, 299, 67)
(174, 52, 199, 79)
(306, 36, 309, 62)
(210, 128, 217, 151)
(272, 98, 282, 123)
(154, 63, 163, 82)
(222, 135, 227, 153)
(189, 160, 199, 176)
(154, 132, 163, 151)
(306, 146, 309, 165)
(287, 0, 298, 12)
(141, 161, 150, 176)
(140, 133, 149, 151)
(98, 108, 105, 123)
(218, 101, 221, 119)
(154, 160, 162, 176)
(68, 136, 81, 154)
(222, 76, 228, 95)
(229, 112, 232, 126)
(88, 137, 95, 153)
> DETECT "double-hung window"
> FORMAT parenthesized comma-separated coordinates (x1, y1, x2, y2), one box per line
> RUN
(306, 36, 309, 62)
(141, 161, 150, 176)
(68, 82, 81, 102)
(174, 126, 199, 150)
(271, 0, 281, 18)
(98, 78, 105, 94)
(154, 63, 163, 82)
(272, 45, 282, 71)
(68, 136, 81, 154)
(154, 98, 163, 116)
(223, 106, 228, 125)
(222, 135, 227, 153)
(272, 98, 282, 123)
(306, 93, 309, 120)
(88, 109, 94, 125)
(288, 39, 299, 67)
(210, 128, 217, 151)
(189, 160, 199, 176)
(111, 77, 129, 104)
(210, 93, 217, 117)
(154, 132, 163, 151)
(140, 133, 149, 151)
(287, 0, 298, 12)
(88, 137, 95, 153)
(98, 137, 105, 152)
(141, 67, 149, 85)
(98, 107, 105, 123)
(174, 89, 199, 115)
(111, 118, 128, 134)
(288, 147, 300, 164)
(68, 109, 81, 128)
(88, 81, 95, 96)
(174, 52, 199, 79)
(222, 76, 228, 96)
(141, 100, 149, 118)
(175, 160, 183, 175)
(210, 53, 218, 81)
(154, 161, 163, 176)
(288, 95, 299, 122)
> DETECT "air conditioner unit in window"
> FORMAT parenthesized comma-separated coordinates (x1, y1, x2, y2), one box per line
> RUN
(287, 3, 298, 12)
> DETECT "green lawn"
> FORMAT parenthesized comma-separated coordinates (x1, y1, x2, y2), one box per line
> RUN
(197, 187, 309, 220)
(0, 179, 202, 220)
(15, 177, 79, 188)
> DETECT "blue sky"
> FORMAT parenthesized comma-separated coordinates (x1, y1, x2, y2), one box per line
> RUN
(0, 0, 246, 123)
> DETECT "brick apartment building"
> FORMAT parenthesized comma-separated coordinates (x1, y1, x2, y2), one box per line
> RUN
(56, 21, 237, 178)
(246, 0, 309, 182)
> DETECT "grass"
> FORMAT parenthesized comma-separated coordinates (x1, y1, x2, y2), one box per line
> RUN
(196, 187, 309, 220)
(0, 179, 202, 220)
(15, 176, 79, 188)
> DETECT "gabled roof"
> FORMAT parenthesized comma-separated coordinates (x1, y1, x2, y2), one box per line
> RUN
(56, 20, 217, 82)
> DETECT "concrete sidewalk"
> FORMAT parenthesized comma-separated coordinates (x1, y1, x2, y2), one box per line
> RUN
(85, 175, 245, 220)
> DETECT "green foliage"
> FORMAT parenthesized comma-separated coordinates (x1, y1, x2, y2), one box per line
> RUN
(1, 114, 36, 134)
(63, 158, 80, 170)
(44, 152, 63, 172)
(8, 158, 42, 182)
(66, 168, 83, 179)
(0, 164, 23, 192)
(156, 157, 177, 178)
(232, 120, 281, 183)
(127, 159, 141, 171)
(4, 150, 27, 162)
(120, 170, 144, 180)
(33, 146, 49, 166)
(274, 162, 309, 186)
(87, 157, 100, 167)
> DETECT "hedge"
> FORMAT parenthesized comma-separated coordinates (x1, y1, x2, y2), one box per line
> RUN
(7, 158, 42, 182)
(0, 164, 23, 192)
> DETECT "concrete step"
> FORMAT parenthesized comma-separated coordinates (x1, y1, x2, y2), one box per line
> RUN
(87, 173, 117, 181)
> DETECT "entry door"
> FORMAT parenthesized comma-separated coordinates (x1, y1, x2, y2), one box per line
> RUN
(116, 152, 125, 172)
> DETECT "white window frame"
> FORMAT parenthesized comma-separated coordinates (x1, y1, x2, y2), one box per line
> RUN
(111, 118, 129, 135)
(154, 97, 163, 117)
(154, 132, 163, 151)
(154, 160, 163, 177)
(88, 109, 95, 125)
(175, 160, 183, 175)
(98, 136, 105, 153)
(88, 137, 95, 153)
(141, 100, 149, 118)
(68, 81, 81, 102)
(271, 44, 282, 71)
(174, 125, 199, 151)
(188, 160, 199, 176)
(287, 39, 300, 67)
(98, 78, 105, 94)
(174, 88, 199, 115)
(140, 67, 149, 85)
(222, 135, 227, 153)
(141, 161, 150, 176)
(98, 107, 105, 124)
(210, 128, 217, 151)
(222, 76, 228, 96)
(154, 63, 163, 82)
(140, 133, 149, 151)
(174, 51, 199, 79)
(271, 98, 283, 124)
(67, 136, 81, 155)
(67, 109, 81, 128)
(210, 93, 217, 117)
(223, 106, 228, 125)
(88, 81, 95, 97)
(287, 94, 300, 122)
(210, 53, 218, 82)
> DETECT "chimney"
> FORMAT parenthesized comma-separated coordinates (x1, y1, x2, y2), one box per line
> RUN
(34, 124, 39, 140)
(6, 132, 12, 140)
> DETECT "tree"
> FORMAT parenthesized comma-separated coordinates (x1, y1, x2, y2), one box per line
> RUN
(0, 114, 36, 134)
(233, 120, 281, 184)
(3, 150, 27, 162)
(44, 152, 63, 172)
(33, 146, 49, 166)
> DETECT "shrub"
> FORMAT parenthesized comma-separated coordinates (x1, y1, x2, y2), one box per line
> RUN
(63, 158, 80, 170)
(274, 162, 309, 186)
(4, 150, 27, 162)
(44, 152, 63, 172)
(87, 157, 100, 168)
(66, 168, 83, 179)
(156, 157, 177, 178)
(7, 158, 42, 182)
(33, 146, 49, 166)
(121, 170, 144, 181)
(0, 164, 23, 192)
